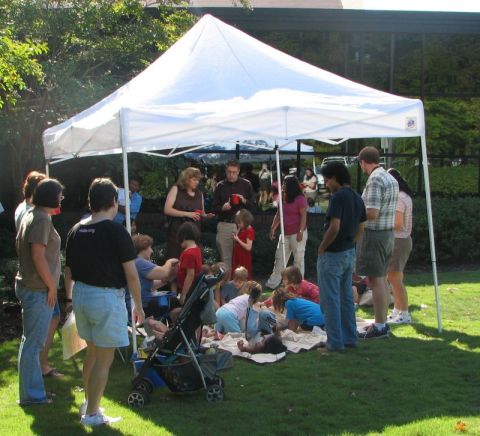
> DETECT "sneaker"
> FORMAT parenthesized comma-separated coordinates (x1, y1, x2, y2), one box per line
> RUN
(358, 323, 390, 340)
(80, 412, 122, 426)
(387, 309, 401, 322)
(78, 400, 104, 417)
(388, 312, 412, 325)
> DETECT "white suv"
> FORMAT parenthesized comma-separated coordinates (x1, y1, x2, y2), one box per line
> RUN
(320, 156, 356, 168)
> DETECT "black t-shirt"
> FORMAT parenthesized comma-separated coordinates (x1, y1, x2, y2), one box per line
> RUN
(65, 220, 136, 289)
(324, 187, 367, 253)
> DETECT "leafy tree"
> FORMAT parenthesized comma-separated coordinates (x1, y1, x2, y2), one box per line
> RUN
(0, 0, 196, 206)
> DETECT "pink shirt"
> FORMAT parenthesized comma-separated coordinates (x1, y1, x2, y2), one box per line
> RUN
(394, 191, 413, 239)
(282, 195, 308, 235)
(288, 280, 319, 303)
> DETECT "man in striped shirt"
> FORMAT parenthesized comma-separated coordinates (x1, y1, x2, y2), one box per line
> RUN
(356, 147, 399, 339)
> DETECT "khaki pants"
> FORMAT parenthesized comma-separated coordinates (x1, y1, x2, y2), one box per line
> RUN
(216, 222, 237, 275)
(265, 230, 308, 289)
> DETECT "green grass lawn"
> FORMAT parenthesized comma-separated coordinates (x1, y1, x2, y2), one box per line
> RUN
(1, 270, 479, 435)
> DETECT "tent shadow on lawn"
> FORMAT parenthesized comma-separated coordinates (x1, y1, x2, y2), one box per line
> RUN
(117, 327, 479, 435)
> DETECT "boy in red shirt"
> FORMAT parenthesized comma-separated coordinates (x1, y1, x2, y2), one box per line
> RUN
(177, 222, 202, 304)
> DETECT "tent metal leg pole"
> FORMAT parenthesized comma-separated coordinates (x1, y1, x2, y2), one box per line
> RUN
(120, 125, 137, 372)
(45, 162, 50, 177)
(421, 134, 442, 332)
(275, 147, 287, 266)
(122, 145, 132, 235)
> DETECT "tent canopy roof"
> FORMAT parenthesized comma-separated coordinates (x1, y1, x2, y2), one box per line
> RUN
(43, 14, 424, 161)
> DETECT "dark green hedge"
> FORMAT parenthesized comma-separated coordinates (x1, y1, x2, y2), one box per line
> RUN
(1, 197, 479, 289)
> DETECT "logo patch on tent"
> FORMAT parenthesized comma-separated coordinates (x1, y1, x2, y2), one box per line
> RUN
(405, 117, 417, 131)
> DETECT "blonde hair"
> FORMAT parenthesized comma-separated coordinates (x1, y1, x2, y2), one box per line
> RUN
(132, 234, 153, 254)
(233, 266, 248, 282)
(176, 167, 202, 191)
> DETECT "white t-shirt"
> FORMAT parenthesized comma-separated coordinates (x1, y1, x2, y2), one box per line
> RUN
(394, 191, 413, 239)
(221, 294, 250, 320)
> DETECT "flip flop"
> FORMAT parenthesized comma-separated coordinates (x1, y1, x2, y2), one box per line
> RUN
(43, 369, 64, 378)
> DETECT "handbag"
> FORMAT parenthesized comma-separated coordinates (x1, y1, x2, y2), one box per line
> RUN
(61, 312, 87, 360)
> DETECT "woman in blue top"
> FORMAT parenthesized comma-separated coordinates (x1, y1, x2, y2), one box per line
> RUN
(272, 288, 324, 332)
(126, 234, 179, 318)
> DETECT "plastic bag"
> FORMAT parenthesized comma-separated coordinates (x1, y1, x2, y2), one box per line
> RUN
(61, 312, 87, 360)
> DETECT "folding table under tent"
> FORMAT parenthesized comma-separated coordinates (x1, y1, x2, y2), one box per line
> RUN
(43, 14, 441, 332)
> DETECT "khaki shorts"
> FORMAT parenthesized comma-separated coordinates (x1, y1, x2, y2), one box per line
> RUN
(356, 229, 394, 278)
(388, 236, 412, 272)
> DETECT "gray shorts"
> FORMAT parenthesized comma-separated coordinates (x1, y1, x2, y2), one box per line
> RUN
(356, 229, 394, 278)
(388, 236, 412, 272)
(73, 281, 129, 348)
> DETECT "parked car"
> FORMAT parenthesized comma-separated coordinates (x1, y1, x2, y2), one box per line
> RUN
(320, 156, 355, 168)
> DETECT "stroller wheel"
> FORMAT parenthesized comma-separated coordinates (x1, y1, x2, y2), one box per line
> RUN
(137, 378, 154, 394)
(206, 384, 224, 403)
(127, 389, 150, 407)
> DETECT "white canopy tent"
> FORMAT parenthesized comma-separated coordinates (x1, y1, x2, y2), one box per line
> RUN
(43, 14, 441, 332)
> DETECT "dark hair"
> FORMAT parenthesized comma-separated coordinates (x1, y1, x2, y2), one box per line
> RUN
(225, 159, 240, 169)
(388, 168, 415, 198)
(177, 222, 200, 244)
(32, 178, 64, 208)
(305, 168, 314, 178)
(22, 171, 46, 199)
(320, 162, 351, 186)
(247, 282, 262, 303)
(283, 175, 303, 203)
(89, 178, 118, 212)
(358, 146, 380, 164)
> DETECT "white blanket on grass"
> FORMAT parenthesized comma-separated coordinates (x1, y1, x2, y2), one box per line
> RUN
(202, 329, 327, 364)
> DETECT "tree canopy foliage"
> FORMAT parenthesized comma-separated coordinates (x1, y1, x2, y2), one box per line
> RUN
(0, 0, 196, 206)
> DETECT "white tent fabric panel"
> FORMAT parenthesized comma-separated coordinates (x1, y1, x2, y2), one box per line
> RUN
(43, 14, 423, 160)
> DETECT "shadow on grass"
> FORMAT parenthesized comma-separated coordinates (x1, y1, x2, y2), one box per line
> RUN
(109, 326, 480, 435)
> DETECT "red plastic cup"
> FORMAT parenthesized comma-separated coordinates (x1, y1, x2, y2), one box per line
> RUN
(231, 194, 240, 205)
(194, 209, 202, 218)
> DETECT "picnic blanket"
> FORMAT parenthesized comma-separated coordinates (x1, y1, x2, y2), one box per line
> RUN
(202, 328, 327, 365)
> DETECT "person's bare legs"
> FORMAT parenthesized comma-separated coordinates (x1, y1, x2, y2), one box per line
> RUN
(82, 341, 97, 405)
(84, 344, 115, 415)
(40, 315, 60, 374)
(369, 276, 389, 324)
(387, 271, 408, 311)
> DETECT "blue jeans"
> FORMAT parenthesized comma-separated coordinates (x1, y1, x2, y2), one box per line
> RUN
(215, 307, 241, 333)
(317, 249, 357, 351)
(15, 282, 54, 404)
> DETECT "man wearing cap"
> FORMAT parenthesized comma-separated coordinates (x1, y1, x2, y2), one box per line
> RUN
(212, 160, 256, 275)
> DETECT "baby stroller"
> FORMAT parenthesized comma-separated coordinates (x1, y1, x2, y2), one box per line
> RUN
(127, 270, 233, 407)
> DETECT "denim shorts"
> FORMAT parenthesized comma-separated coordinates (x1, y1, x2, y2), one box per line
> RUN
(73, 281, 129, 348)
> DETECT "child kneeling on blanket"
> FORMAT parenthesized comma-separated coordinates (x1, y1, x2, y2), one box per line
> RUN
(215, 281, 262, 335)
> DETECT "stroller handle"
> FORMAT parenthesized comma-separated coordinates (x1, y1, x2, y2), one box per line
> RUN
(204, 268, 225, 287)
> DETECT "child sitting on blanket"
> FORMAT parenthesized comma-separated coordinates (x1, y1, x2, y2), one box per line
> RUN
(215, 281, 262, 336)
(218, 266, 249, 306)
(272, 288, 325, 333)
(282, 266, 319, 303)
(263, 266, 319, 306)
